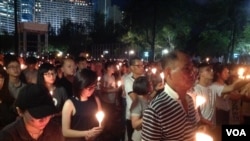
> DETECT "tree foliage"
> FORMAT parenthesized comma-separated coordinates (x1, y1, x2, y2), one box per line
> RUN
(122, 0, 249, 62)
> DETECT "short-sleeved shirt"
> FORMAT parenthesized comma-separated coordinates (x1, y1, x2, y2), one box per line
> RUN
(124, 73, 134, 120)
(141, 84, 199, 141)
(193, 83, 224, 123)
(130, 97, 148, 141)
(0, 117, 64, 141)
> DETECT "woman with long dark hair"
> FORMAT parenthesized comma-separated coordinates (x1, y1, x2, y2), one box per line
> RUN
(62, 69, 103, 141)
(37, 62, 68, 124)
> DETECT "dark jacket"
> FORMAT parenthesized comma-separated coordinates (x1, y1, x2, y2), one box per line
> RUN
(0, 117, 65, 141)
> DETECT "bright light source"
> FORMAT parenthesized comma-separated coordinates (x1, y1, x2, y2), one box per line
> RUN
(103, 50, 109, 54)
(129, 50, 134, 55)
(162, 49, 168, 55)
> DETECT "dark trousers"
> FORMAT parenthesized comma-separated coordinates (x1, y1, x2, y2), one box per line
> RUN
(216, 108, 230, 125)
(126, 119, 134, 141)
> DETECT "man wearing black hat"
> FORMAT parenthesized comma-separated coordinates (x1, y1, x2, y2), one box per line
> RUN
(0, 84, 65, 141)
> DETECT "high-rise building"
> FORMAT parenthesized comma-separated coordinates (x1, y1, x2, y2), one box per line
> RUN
(35, 0, 94, 34)
(0, 0, 94, 35)
(20, 0, 34, 22)
(0, 0, 16, 33)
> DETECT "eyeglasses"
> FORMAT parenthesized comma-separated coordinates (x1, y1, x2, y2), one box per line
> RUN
(7, 65, 20, 70)
(133, 65, 144, 68)
(44, 72, 57, 77)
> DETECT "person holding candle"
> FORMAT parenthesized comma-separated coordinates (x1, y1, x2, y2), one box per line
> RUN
(62, 69, 103, 141)
(141, 49, 199, 141)
(193, 62, 250, 141)
(213, 63, 242, 125)
(195, 63, 250, 123)
(0, 84, 64, 141)
(37, 62, 68, 125)
(130, 76, 163, 141)
(99, 61, 122, 140)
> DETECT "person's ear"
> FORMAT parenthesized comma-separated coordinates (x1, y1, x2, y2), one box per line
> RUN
(164, 68, 171, 80)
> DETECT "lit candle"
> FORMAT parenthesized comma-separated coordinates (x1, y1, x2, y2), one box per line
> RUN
(196, 132, 213, 141)
(238, 68, 245, 79)
(116, 65, 120, 70)
(206, 57, 209, 62)
(20, 63, 27, 70)
(195, 95, 206, 109)
(246, 74, 250, 79)
(117, 80, 121, 87)
(151, 68, 157, 75)
(97, 76, 101, 90)
(96, 111, 104, 127)
(160, 72, 164, 84)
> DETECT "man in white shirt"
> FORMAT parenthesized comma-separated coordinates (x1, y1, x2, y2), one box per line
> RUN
(124, 57, 144, 141)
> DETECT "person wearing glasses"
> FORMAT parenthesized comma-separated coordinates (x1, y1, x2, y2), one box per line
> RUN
(37, 62, 68, 125)
(124, 56, 145, 141)
(4, 54, 26, 99)
(62, 69, 103, 141)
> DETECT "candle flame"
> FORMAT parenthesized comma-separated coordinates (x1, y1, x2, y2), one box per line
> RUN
(196, 96, 206, 108)
(96, 111, 104, 127)
(160, 72, 164, 79)
(117, 80, 121, 87)
(238, 68, 245, 79)
(97, 76, 101, 81)
(151, 68, 157, 74)
(196, 132, 213, 141)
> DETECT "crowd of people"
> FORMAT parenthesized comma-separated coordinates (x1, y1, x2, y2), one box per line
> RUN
(1, 50, 250, 141)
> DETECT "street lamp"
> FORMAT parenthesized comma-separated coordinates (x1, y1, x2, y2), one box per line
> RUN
(162, 49, 169, 56)
(128, 50, 134, 61)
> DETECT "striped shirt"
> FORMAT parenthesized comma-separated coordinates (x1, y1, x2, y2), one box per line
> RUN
(141, 84, 199, 141)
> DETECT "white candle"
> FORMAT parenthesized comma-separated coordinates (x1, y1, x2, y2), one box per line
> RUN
(117, 80, 121, 87)
(96, 111, 104, 127)
(97, 77, 101, 90)
(160, 72, 164, 84)
(97, 76, 101, 81)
